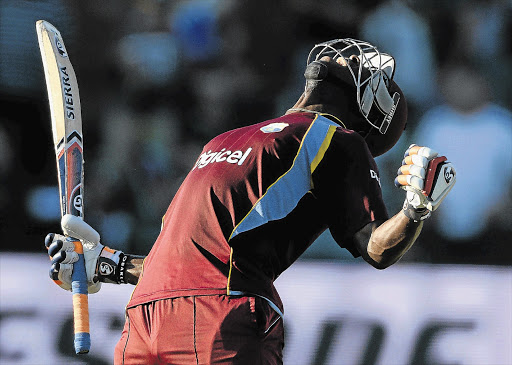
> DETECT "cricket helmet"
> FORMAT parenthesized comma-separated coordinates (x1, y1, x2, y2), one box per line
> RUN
(305, 38, 408, 156)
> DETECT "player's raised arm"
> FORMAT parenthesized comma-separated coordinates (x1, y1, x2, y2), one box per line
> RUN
(355, 145, 456, 269)
(292, 41, 456, 271)
(45, 215, 145, 292)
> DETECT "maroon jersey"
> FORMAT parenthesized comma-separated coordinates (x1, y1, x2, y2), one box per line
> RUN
(127, 112, 388, 313)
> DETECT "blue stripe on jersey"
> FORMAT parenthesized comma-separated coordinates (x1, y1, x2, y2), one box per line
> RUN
(229, 115, 339, 240)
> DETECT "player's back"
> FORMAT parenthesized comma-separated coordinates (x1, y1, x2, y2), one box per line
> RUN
(127, 112, 374, 309)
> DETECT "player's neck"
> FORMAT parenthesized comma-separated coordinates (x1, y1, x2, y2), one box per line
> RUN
(286, 106, 347, 128)
(286, 88, 348, 120)
(286, 100, 345, 122)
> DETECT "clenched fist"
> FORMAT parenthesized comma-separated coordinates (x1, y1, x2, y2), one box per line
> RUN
(395, 144, 456, 221)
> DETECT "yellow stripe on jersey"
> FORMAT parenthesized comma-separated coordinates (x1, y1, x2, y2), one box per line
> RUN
(310, 125, 336, 188)
(311, 125, 336, 173)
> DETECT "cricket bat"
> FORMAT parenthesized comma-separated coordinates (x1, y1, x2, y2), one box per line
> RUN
(36, 20, 90, 354)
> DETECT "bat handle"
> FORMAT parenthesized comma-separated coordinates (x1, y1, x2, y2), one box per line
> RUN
(70, 239, 91, 354)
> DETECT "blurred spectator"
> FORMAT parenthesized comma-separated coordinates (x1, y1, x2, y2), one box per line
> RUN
(118, 32, 179, 89)
(450, 0, 512, 108)
(413, 62, 512, 265)
(452, 0, 509, 64)
(170, 0, 221, 64)
(360, 0, 437, 114)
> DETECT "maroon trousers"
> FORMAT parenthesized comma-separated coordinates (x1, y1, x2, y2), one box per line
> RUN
(114, 295, 284, 364)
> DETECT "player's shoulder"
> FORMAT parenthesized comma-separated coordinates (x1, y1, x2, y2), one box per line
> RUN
(257, 112, 316, 130)
(329, 121, 369, 151)
(322, 125, 376, 171)
(226, 113, 315, 138)
(284, 113, 371, 154)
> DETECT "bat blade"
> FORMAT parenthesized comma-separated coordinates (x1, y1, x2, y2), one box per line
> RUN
(36, 19, 84, 217)
(36, 19, 90, 354)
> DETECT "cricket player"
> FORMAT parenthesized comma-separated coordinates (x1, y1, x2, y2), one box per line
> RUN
(45, 38, 455, 364)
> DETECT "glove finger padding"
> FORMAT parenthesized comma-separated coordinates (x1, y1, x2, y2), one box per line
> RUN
(395, 144, 456, 215)
(397, 164, 425, 179)
(404, 144, 438, 160)
(49, 262, 72, 291)
(46, 234, 75, 258)
(46, 233, 75, 291)
(395, 174, 424, 191)
(395, 144, 438, 193)
(45, 230, 102, 294)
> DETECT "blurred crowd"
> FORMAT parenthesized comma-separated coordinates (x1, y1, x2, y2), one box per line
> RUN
(1, 0, 511, 265)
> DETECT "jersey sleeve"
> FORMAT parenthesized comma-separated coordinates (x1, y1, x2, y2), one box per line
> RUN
(312, 128, 389, 257)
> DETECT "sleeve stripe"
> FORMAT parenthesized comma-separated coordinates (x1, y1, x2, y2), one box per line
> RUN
(311, 125, 336, 174)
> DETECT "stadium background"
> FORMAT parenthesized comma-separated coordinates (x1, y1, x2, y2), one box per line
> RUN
(0, 0, 511, 364)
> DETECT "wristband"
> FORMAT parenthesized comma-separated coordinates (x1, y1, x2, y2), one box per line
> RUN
(96, 248, 126, 284)
(402, 200, 431, 222)
(118, 254, 128, 284)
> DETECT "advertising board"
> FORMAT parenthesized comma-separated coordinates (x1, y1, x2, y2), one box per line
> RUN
(0, 254, 510, 364)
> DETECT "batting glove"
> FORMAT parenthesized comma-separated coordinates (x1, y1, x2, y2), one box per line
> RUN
(45, 215, 127, 293)
(395, 144, 456, 222)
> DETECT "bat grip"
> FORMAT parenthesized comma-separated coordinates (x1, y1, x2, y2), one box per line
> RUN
(71, 239, 91, 354)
